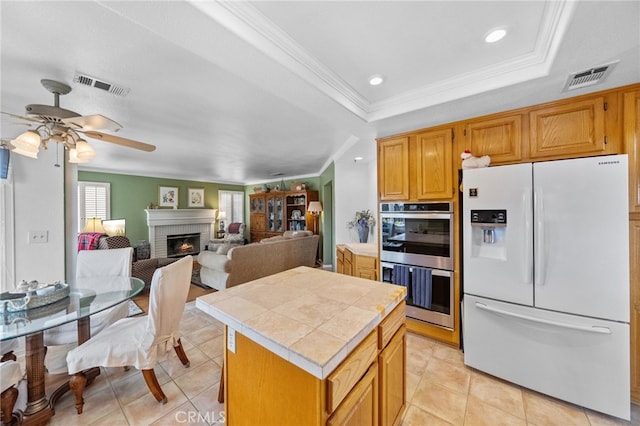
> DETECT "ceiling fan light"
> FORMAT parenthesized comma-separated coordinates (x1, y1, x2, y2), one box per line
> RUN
(75, 140, 96, 161)
(68, 148, 88, 163)
(11, 145, 39, 159)
(10, 130, 41, 152)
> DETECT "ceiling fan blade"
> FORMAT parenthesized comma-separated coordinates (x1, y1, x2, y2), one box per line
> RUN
(81, 131, 156, 152)
(1, 111, 41, 124)
(61, 114, 122, 132)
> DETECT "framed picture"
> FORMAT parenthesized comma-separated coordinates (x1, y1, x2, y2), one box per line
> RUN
(158, 186, 179, 208)
(188, 187, 205, 208)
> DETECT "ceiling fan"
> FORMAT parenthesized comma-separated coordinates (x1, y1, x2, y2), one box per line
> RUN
(1, 79, 155, 163)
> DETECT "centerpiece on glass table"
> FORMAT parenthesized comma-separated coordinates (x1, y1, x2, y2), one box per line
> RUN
(347, 209, 376, 243)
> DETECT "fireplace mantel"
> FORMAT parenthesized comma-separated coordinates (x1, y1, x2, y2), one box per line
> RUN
(145, 209, 217, 258)
(145, 209, 217, 226)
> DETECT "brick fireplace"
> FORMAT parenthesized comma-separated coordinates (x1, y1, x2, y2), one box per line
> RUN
(145, 209, 217, 258)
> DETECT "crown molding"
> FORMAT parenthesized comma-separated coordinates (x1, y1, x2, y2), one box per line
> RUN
(189, 0, 575, 123)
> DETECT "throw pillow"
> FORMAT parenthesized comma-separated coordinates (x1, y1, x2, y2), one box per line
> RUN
(216, 244, 234, 255)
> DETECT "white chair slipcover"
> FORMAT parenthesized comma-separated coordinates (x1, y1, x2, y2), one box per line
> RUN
(66, 255, 193, 413)
(44, 247, 134, 373)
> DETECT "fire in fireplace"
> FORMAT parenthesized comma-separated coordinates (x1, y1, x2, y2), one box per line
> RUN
(166, 233, 200, 258)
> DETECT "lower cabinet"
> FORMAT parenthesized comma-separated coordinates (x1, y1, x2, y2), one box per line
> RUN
(225, 302, 406, 425)
(336, 245, 378, 281)
(379, 326, 406, 426)
(328, 363, 378, 426)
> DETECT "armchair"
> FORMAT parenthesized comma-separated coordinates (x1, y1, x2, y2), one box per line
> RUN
(208, 222, 246, 250)
(97, 236, 176, 288)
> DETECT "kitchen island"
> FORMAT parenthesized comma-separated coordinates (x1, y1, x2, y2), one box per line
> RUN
(196, 266, 407, 426)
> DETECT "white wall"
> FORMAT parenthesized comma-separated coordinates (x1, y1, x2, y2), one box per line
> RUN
(334, 138, 378, 246)
(11, 147, 66, 286)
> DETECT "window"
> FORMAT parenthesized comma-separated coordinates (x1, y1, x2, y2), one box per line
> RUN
(78, 181, 110, 232)
(218, 190, 244, 223)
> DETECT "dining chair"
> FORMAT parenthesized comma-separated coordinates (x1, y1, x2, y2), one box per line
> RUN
(44, 247, 134, 374)
(1, 356, 23, 425)
(66, 255, 193, 414)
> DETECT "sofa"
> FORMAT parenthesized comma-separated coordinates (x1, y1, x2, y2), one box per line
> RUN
(197, 230, 320, 291)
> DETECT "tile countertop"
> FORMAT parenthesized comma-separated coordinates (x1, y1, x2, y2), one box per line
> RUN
(344, 242, 378, 257)
(196, 266, 406, 379)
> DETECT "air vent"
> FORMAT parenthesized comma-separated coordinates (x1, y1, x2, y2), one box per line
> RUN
(73, 72, 130, 97)
(269, 172, 285, 177)
(562, 61, 618, 92)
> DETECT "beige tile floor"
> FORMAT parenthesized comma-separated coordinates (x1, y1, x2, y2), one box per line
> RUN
(10, 301, 640, 425)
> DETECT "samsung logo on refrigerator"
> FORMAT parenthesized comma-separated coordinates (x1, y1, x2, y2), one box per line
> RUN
(597, 160, 620, 165)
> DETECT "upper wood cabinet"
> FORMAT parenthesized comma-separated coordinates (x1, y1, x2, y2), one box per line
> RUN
(464, 114, 523, 165)
(378, 130, 454, 202)
(415, 128, 453, 200)
(378, 136, 410, 201)
(529, 97, 607, 159)
(624, 89, 640, 213)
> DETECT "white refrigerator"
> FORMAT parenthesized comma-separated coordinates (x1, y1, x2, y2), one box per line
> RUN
(462, 154, 629, 420)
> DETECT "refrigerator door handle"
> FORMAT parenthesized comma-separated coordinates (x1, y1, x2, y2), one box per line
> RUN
(522, 189, 533, 286)
(534, 188, 546, 286)
(474, 302, 612, 334)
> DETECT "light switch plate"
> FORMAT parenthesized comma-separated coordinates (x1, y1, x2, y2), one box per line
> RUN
(227, 327, 236, 353)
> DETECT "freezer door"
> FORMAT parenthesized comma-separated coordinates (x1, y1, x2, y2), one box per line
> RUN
(463, 163, 533, 305)
(533, 155, 629, 322)
(463, 295, 630, 421)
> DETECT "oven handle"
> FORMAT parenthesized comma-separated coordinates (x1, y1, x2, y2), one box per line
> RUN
(380, 212, 452, 220)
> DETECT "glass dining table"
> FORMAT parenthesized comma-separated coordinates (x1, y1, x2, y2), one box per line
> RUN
(1, 277, 144, 425)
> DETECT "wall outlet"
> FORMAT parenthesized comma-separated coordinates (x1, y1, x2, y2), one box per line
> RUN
(28, 230, 48, 244)
(227, 327, 236, 353)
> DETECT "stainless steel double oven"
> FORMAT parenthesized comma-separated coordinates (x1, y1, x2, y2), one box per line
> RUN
(379, 202, 454, 328)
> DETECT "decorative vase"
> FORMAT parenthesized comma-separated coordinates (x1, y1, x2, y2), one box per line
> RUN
(357, 224, 369, 243)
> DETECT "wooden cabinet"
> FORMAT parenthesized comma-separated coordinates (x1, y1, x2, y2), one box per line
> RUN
(378, 326, 406, 426)
(249, 193, 266, 242)
(354, 255, 378, 281)
(250, 190, 318, 241)
(378, 136, 410, 201)
(463, 113, 523, 164)
(336, 245, 345, 274)
(266, 192, 285, 233)
(529, 96, 608, 159)
(378, 131, 454, 202)
(343, 247, 353, 276)
(224, 301, 406, 426)
(415, 128, 453, 200)
(624, 87, 640, 404)
(286, 190, 319, 232)
(624, 89, 640, 213)
(630, 221, 640, 403)
(337, 245, 378, 281)
(328, 364, 378, 426)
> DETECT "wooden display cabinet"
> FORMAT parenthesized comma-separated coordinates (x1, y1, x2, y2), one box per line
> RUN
(285, 190, 319, 232)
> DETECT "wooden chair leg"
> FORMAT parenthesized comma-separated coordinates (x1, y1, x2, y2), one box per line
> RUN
(1, 386, 18, 425)
(0, 351, 16, 363)
(173, 339, 190, 368)
(69, 373, 87, 415)
(142, 369, 167, 404)
(217, 364, 224, 403)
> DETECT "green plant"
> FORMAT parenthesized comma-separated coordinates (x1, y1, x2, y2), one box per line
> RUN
(347, 209, 376, 229)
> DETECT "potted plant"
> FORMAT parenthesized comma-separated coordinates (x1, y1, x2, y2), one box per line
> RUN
(347, 209, 376, 243)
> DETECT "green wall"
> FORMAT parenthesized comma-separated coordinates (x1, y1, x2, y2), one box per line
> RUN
(79, 171, 336, 267)
(79, 171, 244, 243)
(319, 163, 335, 265)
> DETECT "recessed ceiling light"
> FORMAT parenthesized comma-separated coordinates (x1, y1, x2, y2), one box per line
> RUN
(368, 75, 384, 86)
(485, 28, 507, 43)
(354, 156, 364, 162)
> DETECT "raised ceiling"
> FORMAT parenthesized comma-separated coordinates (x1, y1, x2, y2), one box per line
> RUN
(1, 1, 638, 184)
